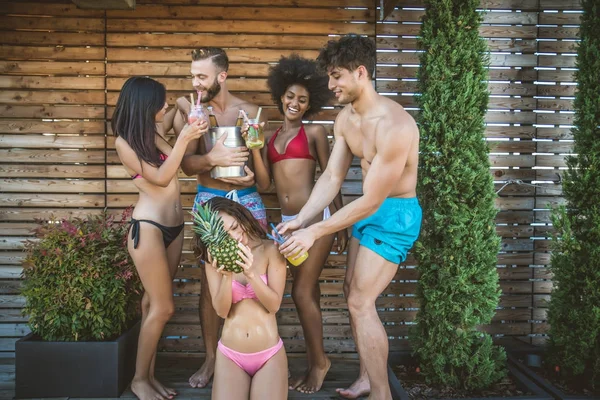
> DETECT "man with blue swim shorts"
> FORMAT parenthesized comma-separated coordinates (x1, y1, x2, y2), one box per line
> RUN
(277, 35, 421, 400)
(165, 47, 267, 389)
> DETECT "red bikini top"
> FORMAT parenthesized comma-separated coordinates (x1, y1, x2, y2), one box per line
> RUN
(267, 125, 315, 164)
(132, 152, 168, 179)
(231, 274, 268, 304)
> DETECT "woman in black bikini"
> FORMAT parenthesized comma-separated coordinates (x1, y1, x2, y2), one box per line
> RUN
(113, 77, 207, 400)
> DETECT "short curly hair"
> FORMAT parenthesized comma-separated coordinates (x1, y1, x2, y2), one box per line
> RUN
(267, 54, 332, 120)
(317, 34, 376, 79)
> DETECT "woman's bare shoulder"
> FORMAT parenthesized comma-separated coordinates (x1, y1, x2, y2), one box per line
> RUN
(261, 239, 278, 252)
(114, 135, 132, 153)
(262, 240, 284, 261)
(304, 123, 328, 134)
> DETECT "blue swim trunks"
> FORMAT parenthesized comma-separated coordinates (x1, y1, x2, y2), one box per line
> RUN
(352, 197, 422, 264)
(192, 185, 267, 230)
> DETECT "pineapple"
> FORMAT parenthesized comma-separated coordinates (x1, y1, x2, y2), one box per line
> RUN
(191, 203, 243, 273)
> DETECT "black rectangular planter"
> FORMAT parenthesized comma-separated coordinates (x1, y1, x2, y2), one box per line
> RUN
(508, 353, 600, 400)
(388, 353, 552, 400)
(15, 320, 140, 398)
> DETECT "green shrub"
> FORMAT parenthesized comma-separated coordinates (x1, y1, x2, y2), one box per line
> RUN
(22, 210, 142, 341)
(547, 0, 600, 390)
(412, 0, 506, 390)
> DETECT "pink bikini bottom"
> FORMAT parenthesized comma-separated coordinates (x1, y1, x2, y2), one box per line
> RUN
(218, 338, 284, 377)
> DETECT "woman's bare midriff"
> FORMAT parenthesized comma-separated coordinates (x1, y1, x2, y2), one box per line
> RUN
(132, 178, 183, 225)
(220, 300, 280, 353)
(271, 159, 317, 216)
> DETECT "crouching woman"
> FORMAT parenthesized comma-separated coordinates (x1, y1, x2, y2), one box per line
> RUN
(194, 197, 288, 400)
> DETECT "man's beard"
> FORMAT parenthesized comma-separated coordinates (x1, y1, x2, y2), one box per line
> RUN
(199, 77, 221, 103)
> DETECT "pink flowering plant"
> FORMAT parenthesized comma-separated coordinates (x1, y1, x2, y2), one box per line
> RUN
(22, 209, 142, 341)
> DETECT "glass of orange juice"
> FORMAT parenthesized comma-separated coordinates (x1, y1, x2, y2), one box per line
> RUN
(287, 251, 309, 266)
(268, 223, 308, 266)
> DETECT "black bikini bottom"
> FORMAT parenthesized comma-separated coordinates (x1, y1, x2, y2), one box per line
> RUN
(129, 219, 184, 249)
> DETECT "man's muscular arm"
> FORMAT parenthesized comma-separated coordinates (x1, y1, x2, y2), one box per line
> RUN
(296, 127, 353, 226)
(314, 123, 412, 235)
(279, 117, 415, 257)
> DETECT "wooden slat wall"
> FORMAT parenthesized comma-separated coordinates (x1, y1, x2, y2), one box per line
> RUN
(0, 0, 107, 357)
(378, 0, 581, 347)
(0, 0, 582, 357)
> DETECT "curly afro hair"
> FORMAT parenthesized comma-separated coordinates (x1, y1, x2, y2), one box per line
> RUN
(267, 54, 333, 120)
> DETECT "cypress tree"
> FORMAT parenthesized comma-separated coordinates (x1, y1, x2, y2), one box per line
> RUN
(412, 0, 506, 390)
(547, 0, 600, 390)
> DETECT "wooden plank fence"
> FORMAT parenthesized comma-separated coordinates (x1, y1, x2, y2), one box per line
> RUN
(0, 0, 582, 357)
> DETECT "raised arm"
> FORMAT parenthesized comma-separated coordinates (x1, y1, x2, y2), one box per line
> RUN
(115, 120, 206, 187)
(161, 105, 178, 135)
(241, 243, 286, 314)
(204, 259, 233, 319)
(251, 129, 273, 192)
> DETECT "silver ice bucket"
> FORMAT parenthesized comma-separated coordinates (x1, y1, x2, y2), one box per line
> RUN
(203, 126, 247, 179)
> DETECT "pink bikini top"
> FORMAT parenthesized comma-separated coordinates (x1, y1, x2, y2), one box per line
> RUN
(232, 274, 268, 304)
(267, 125, 315, 164)
(132, 152, 168, 179)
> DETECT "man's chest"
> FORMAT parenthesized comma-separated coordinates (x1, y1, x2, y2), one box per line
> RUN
(213, 107, 241, 126)
(342, 120, 376, 161)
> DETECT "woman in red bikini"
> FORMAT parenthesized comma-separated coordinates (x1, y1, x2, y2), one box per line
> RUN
(113, 77, 207, 400)
(252, 55, 348, 394)
(195, 197, 288, 400)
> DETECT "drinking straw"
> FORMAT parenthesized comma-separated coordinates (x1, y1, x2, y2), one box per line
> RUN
(255, 107, 262, 121)
(240, 109, 251, 124)
(267, 233, 283, 245)
(269, 223, 286, 243)
(197, 91, 202, 106)
(190, 93, 194, 107)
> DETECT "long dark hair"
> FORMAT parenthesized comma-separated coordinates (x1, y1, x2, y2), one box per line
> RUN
(194, 197, 267, 261)
(112, 76, 166, 167)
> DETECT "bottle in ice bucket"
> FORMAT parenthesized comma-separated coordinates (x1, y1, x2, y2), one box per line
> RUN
(235, 110, 244, 127)
(207, 106, 219, 128)
(188, 104, 209, 126)
(287, 250, 309, 267)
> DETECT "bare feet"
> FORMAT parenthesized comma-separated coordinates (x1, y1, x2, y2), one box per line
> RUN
(188, 358, 214, 388)
(295, 357, 331, 394)
(288, 372, 304, 391)
(151, 376, 176, 398)
(132, 378, 166, 400)
(336, 377, 371, 399)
